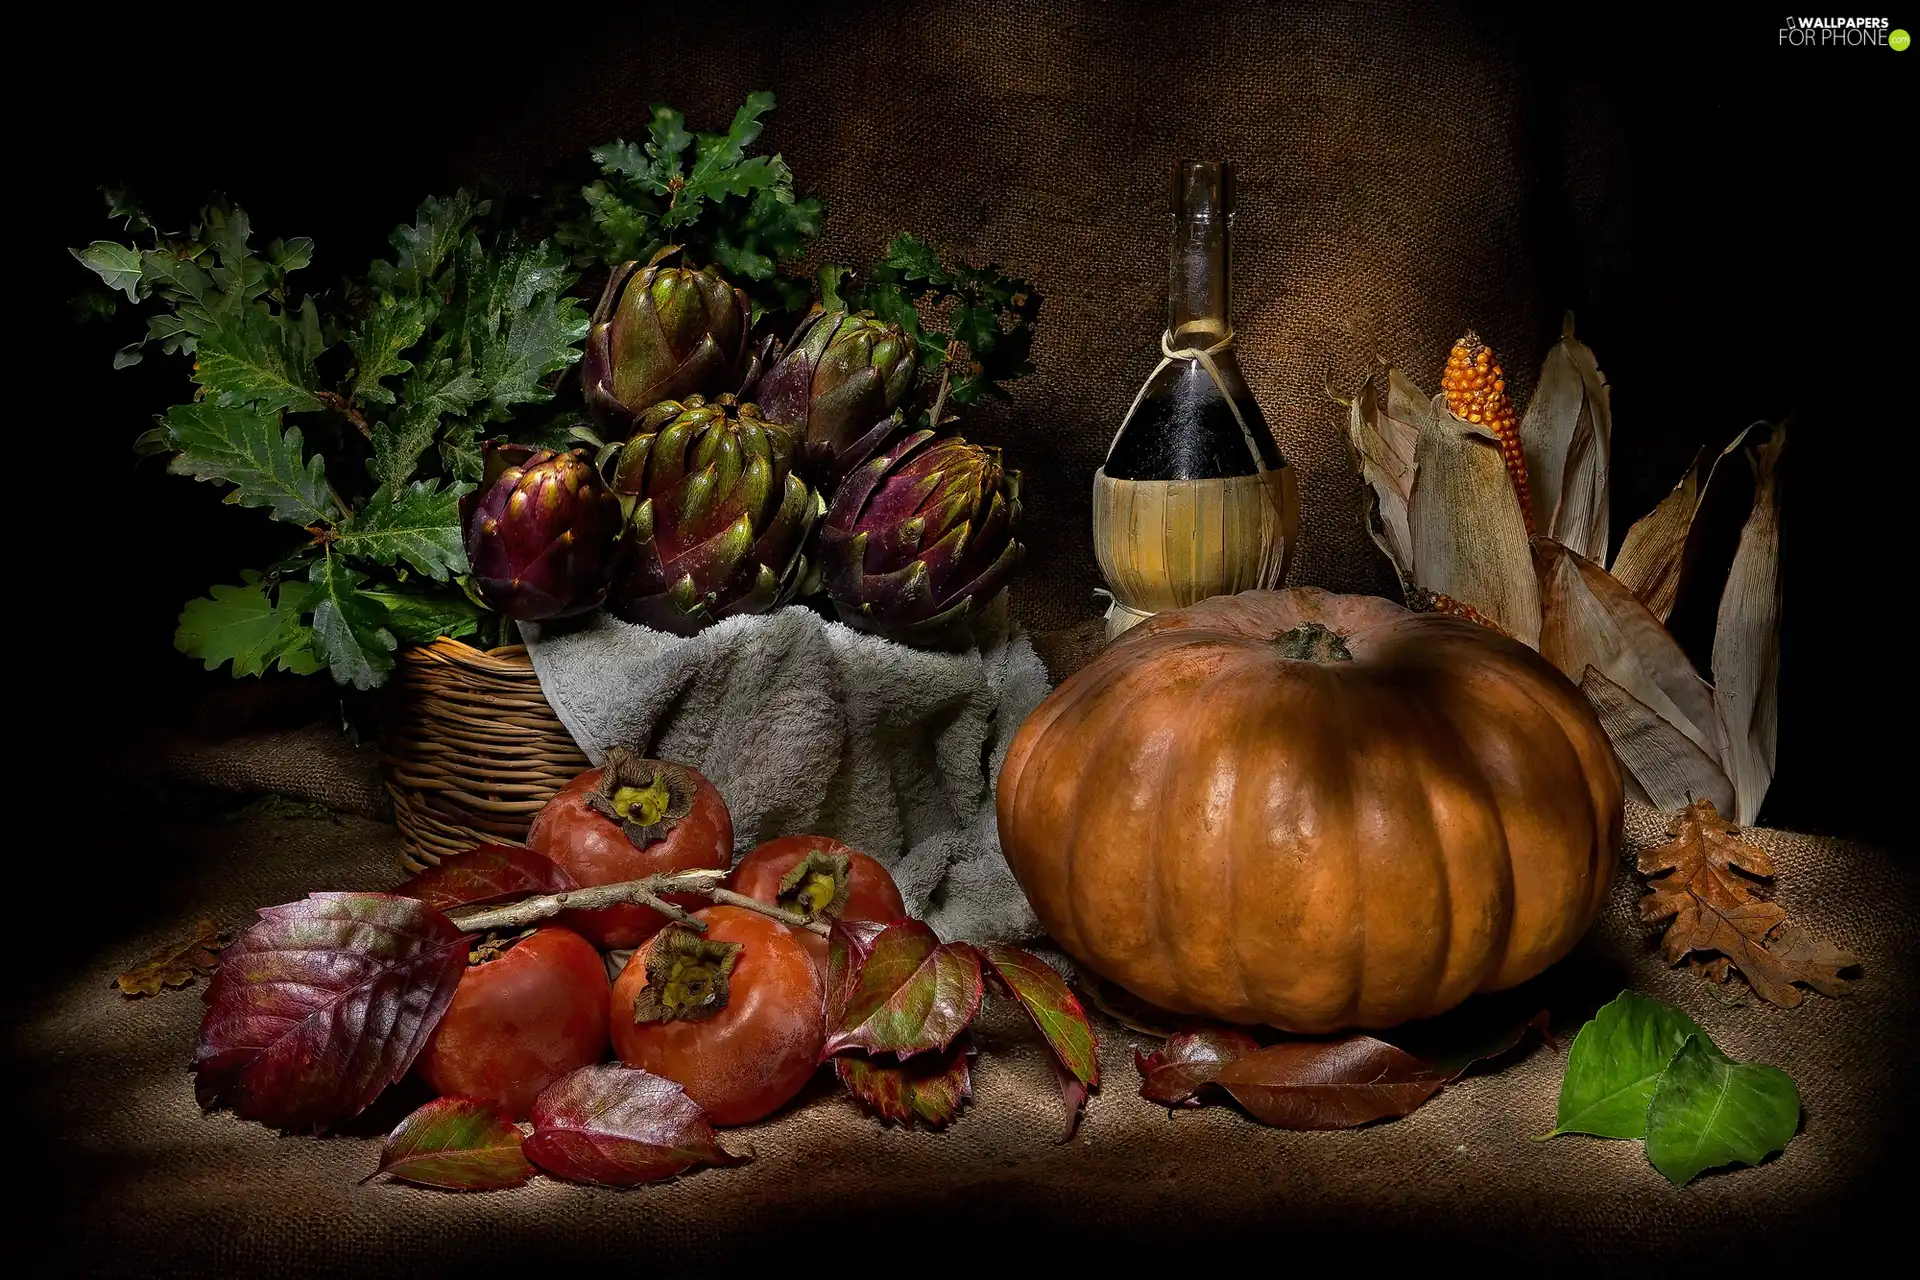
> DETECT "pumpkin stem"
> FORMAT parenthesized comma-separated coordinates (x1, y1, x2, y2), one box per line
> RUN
(1274, 622, 1353, 663)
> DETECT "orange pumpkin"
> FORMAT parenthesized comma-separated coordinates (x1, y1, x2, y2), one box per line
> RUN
(996, 588, 1622, 1033)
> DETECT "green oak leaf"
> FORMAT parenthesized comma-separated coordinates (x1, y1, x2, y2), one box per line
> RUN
(876, 231, 945, 282)
(308, 555, 397, 690)
(1543, 991, 1705, 1139)
(360, 584, 482, 645)
(349, 297, 429, 406)
(455, 236, 587, 419)
(163, 401, 336, 526)
(1644, 1035, 1799, 1186)
(332, 481, 470, 581)
(439, 428, 485, 484)
(174, 574, 317, 678)
(371, 191, 486, 296)
(193, 298, 327, 413)
(72, 241, 145, 302)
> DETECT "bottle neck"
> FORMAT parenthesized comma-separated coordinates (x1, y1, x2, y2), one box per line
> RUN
(1167, 211, 1230, 342)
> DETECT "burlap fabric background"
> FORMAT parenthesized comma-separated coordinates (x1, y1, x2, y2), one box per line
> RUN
(19, 797, 1905, 1273)
(450, 0, 1559, 631)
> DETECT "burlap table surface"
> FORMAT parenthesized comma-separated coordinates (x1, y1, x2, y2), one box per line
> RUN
(19, 785, 1906, 1272)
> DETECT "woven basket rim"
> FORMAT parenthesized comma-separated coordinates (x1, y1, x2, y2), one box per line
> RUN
(400, 636, 534, 673)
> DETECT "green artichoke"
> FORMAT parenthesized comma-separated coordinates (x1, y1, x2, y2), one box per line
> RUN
(462, 444, 623, 620)
(607, 395, 823, 635)
(584, 254, 750, 429)
(819, 426, 1024, 646)
(752, 309, 917, 466)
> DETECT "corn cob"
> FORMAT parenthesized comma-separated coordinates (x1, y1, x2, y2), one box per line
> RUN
(1403, 580, 1511, 638)
(1441, 332, 1533, 533)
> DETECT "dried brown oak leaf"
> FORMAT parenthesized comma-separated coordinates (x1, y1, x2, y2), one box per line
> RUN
(1638, 798, 1859, 1008)
(116, 918, 227, 997)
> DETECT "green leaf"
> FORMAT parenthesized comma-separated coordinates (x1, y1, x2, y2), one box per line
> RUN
(72, 241, 145, 302)
(333, 481, 470, 581)
(308, 555, 397, 690)
(454, 236, 587, 418)
(164, 401, 336, 526)
(876, 232, 946, 283)
(371, 192, 484, 296)
(1644, 1035, 1798, 1186)
(816, 264, 852, 313)
(193, 298, 327, 413)
(360, 583, 482, 644)
(348, 296, 429, 406)
(174, 574, 316, 678)
(440, 428, 485, 484)
(1544, 991, 1705, 1139)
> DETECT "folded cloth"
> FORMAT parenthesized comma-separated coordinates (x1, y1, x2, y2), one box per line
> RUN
(521, 604, 1052, 943)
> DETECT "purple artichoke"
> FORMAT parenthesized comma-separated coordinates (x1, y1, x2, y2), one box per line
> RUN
(462, 445, 622, 620)
(607, 395, 823, 635)
(752, 309, 917, 466)
(583, 255, 750, 430)
(819, 428, 1023, 647)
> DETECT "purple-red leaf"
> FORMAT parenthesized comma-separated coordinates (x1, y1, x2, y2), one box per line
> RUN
(821, 919, 983, 1060)
(194, 892, 467, 1133)
(394, 844, 578, 911)
(522, 1064, 749, 1187)
(825, 917, 888, 1026)
(1210, 1038, 1447, 1130)
(979, 944, 1101, 1138)
(1135, 1028, 1262, 1108)
(372, 1096, 534, 1191)
(834, 1035, 975, 1129)
(1389, 1007, 1554, 1083)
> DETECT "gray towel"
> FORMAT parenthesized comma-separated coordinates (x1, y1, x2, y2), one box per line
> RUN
(520, 604, 1051, 944)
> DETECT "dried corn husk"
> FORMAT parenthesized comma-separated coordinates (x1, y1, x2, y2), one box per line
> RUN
(1712, 424, 1786, 824)
(1407, 400, 1540, 646)
(1609, 448, 1705, 622)
(1535, 537, 1725, 761)
(1518, 313, 1611, 564)
(1578, 666, 1735, 814)
(1343, 371, 1425, 578)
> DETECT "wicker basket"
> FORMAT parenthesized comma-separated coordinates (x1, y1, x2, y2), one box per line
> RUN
(382, 639, 589, 874)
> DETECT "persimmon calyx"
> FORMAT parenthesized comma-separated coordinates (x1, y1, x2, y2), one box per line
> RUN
(587, 747, 697, 848)
(632, 926, 743, 1024)
(1273, 622, 1353, 663)
(776, 850, 853, 921)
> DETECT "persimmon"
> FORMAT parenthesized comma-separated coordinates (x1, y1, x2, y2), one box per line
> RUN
(527, 748, 734, 948)
(726, 835, 905, 964)
(611, 906, 825, 1125)
(418, 926, 610, 1119)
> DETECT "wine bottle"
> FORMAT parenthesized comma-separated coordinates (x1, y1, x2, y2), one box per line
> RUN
(1092, 160, 1299, 638)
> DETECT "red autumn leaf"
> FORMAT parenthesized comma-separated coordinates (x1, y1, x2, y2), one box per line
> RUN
(821, 919, 983, 1060)
(522, 1064, 749, 1187)
(371, 1096, 534, 1191)
(1387, 1006, 1553, 1083)
(978, 943, 1101, 1138)
(826, 917, 889, 1026)
(1134, 1028, 1262, 1108)
(1209, 1038, 1447, 1129)
(834, 1035, 975, 1129)
(194, 892, 467, 1132)
(394, 844, 578, 911)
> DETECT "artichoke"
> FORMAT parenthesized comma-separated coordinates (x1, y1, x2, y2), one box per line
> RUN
(752, 309, 918, 466)
(584, 254, 750, 429)
(462, 445, 623, 620)
(607, 394, 823, 635)
(819, 427, 1024, 646)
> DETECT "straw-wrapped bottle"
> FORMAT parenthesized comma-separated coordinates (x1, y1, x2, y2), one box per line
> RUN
(1092, 160, 1298, 639)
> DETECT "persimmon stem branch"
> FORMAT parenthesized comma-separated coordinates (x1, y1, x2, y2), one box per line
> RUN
(443, 869, 832, 938)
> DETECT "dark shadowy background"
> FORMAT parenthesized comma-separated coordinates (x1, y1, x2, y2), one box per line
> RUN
(28, 0, 1907, 848)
